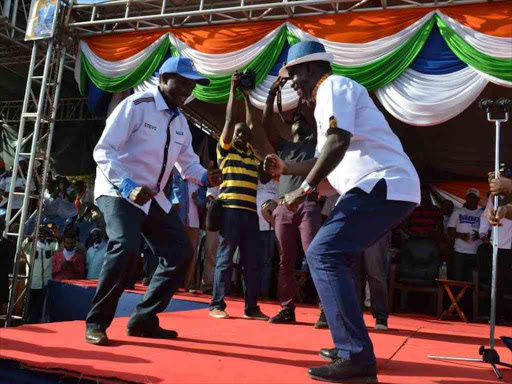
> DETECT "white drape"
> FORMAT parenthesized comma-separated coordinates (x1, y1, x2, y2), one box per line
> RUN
(375, 67, 488, 126)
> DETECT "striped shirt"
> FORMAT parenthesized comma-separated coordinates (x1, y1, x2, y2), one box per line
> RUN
(217, 135, 259, 212)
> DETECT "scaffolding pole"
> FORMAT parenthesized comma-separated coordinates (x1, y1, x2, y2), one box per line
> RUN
(4, 0, 68, 327)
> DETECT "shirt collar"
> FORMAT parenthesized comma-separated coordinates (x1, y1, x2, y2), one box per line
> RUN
(153, 87, 180, 116)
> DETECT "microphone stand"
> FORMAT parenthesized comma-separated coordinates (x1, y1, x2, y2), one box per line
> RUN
(428, 98, 512, 380)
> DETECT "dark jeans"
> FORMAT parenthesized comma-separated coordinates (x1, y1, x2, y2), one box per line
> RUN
(210, 208, 261, 312)
(274, 201, 321, 309)
(27, 287, 47, 324)
(363, 233, 391, 321)
(86, 197, 191, 331)
(259, 230, 276, 298)
(454, 252, 477, 282)
(142, 235, 159, 280)
(306, 180, 415, 362)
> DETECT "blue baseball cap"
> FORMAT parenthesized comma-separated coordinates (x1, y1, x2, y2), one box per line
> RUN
(159, 57, 210, 86)
(279, 41, 333, 78)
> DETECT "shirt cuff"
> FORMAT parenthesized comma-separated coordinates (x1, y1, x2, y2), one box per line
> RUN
(119, 178, 139, 199)
(201, 171, 209, 187)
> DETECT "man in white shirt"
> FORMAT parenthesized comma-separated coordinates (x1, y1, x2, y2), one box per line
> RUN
(256, 179, 278, 298)
(200, 186, 219, 294)
(85, 57, 222, 346)
(264, 41, 420, 383)
(22, 225, 59, 323)
(448, 188, 482, 282)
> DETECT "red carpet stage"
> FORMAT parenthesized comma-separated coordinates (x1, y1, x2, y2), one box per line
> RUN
(1, 283, 512, 383)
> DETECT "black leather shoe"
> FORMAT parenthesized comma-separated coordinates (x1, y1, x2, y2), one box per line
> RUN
(269, 308, 296, 324)
(244, 307, 270, 321)
(314, 310, 329, 329)
(319, 347, 339, 362)
(127, 326, 178, 339)
(85, 329, 110, 346)
(308, 358, 378, 383)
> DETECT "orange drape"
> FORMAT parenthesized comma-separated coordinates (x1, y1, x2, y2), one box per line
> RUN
(82, 3, 512, 61)
(82, 20, 283, 61)
(442, 2, 512, 38)
(289, 8, 432, 43)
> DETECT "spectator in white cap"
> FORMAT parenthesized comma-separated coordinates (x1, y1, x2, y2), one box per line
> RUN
(448, 187, 482, 282)
(84, 56, 222, 346)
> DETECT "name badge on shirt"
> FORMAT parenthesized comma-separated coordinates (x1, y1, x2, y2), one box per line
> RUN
(176, 130, 184, 136)
(144, 122, 157, 131)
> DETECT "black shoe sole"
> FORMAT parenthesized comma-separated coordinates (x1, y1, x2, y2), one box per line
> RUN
(85, 337, 110, 346)
(243, 315, 270, 321)
(268, 318, 296, 324)
(126, 329, 178, 339)
(308, 373, 378, 383)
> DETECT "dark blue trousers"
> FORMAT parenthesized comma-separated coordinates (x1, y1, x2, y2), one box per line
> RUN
(210, 208, 261, 312)
(86, 196, 191, 331)
(306, 180, 415, 362)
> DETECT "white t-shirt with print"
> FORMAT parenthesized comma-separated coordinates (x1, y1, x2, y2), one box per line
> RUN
(448, 207, 483, 254)
(314, 75, 420, 205)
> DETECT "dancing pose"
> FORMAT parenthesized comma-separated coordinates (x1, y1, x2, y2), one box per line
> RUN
(265, 41, 420, 383)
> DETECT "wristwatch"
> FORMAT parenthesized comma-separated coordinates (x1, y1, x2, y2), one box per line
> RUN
(300, 180, 316, 195)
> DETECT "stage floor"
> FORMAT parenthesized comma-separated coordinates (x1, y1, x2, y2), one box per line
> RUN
(1, 289, 512, 384)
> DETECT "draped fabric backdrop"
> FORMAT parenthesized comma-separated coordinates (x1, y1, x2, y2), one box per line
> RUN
(76, 2, 512, 127)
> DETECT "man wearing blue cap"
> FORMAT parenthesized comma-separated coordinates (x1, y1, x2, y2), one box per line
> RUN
(265, 41, 420, 382)
(85, 57, 222, 346)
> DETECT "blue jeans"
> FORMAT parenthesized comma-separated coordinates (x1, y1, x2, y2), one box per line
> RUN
(210, 208, 261, 312)
(306, 180, 415, 362)
(86, 197, 191, 331)
(259, 230, 276, 298)
(363, 232, 391, 321)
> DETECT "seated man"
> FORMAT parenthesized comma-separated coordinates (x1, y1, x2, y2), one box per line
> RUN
(86, 229, 107, 280)
(52, 234, 85, 281)
(407, 186, 443, 240)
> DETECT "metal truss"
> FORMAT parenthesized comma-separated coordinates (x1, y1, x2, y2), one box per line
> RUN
(3, 1, 70, 327)
(68, 0, 493, 36)
(0, 98, 102, 123)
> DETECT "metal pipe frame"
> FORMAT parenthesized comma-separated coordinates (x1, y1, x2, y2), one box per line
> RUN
(67, 0, 494, 36)
(4, 0, 64, 327)
(0, 98, 103, 123)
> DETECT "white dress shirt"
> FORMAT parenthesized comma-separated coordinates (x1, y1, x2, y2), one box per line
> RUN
(94, 86, 207, 214)
(479, 196, 512, 250)
(314, 75, 420, 205)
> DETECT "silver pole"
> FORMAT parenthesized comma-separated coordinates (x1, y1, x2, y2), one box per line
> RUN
(489, 118, 500, 349)
(2, 0, 11, 18)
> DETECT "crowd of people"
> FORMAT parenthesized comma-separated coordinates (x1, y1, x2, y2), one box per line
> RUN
(1, 42, 510, 383)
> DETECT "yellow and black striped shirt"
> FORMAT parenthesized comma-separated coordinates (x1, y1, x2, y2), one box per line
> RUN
(217, 135, 259, 213)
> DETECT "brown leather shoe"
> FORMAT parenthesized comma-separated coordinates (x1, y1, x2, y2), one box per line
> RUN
(85, 329, 110, 346)
(126, 326, 178, 339)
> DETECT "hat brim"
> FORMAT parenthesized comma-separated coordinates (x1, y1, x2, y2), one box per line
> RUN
(179, 71, 211, 86)
(278, 52, 334, 78)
